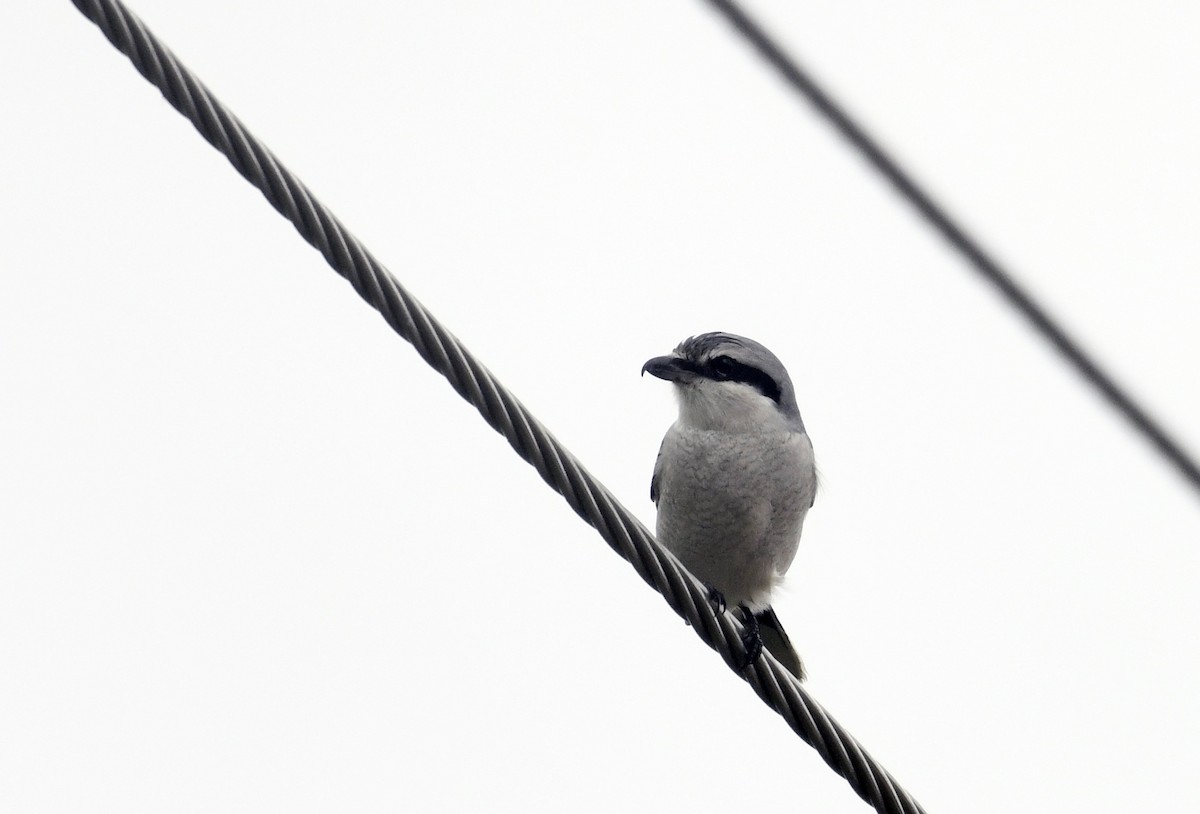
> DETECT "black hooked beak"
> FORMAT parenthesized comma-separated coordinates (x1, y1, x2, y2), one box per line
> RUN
(641, 355, 700, 383)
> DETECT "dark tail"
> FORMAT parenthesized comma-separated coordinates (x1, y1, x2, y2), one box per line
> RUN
(755, 607, 806, 681)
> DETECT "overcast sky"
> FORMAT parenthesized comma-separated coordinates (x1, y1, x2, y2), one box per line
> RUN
(4, 2, 1199, 812)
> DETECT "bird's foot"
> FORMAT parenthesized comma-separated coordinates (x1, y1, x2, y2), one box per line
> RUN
(706, 585, 727, 615)
(736, 604, 763, 670)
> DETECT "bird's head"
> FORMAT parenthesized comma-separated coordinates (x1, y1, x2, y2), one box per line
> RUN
(642, 332, 804, 434)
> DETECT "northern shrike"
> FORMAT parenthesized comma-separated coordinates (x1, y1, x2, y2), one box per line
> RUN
(643, 332, 816, 680)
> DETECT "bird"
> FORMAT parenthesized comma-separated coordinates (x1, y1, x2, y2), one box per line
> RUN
(642, 332, 816, 680)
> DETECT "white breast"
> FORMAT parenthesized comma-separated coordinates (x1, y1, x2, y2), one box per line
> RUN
(654, 422, 815, 609)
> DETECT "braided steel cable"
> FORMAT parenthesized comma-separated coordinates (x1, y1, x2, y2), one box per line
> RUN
(68, 1, 927, 812)
(701, 0, 1200, 498)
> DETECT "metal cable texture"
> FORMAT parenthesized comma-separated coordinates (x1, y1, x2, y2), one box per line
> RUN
(70, 1, 926, 812)
(701, 0, 1200, 498)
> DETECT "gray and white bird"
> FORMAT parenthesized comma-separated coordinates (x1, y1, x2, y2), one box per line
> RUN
(643, 332, 816, 680)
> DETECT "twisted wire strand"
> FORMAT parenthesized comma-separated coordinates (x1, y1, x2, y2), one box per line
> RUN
(701, 0, 1200, 498)
(69, 1, 927, 812)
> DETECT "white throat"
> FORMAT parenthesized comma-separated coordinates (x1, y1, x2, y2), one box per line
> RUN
(674, 380, 791, 434)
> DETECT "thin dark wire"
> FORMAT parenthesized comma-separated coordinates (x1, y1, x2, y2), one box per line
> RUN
(69, 1, 925, 812)
(701, 0, 1200, 498)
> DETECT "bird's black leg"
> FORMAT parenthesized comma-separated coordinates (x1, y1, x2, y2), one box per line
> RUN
(706, 585, 727, 615)
(737, 604, 763, 670)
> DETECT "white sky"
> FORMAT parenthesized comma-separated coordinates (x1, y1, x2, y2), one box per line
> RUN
(3, 2, 1199, 812)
